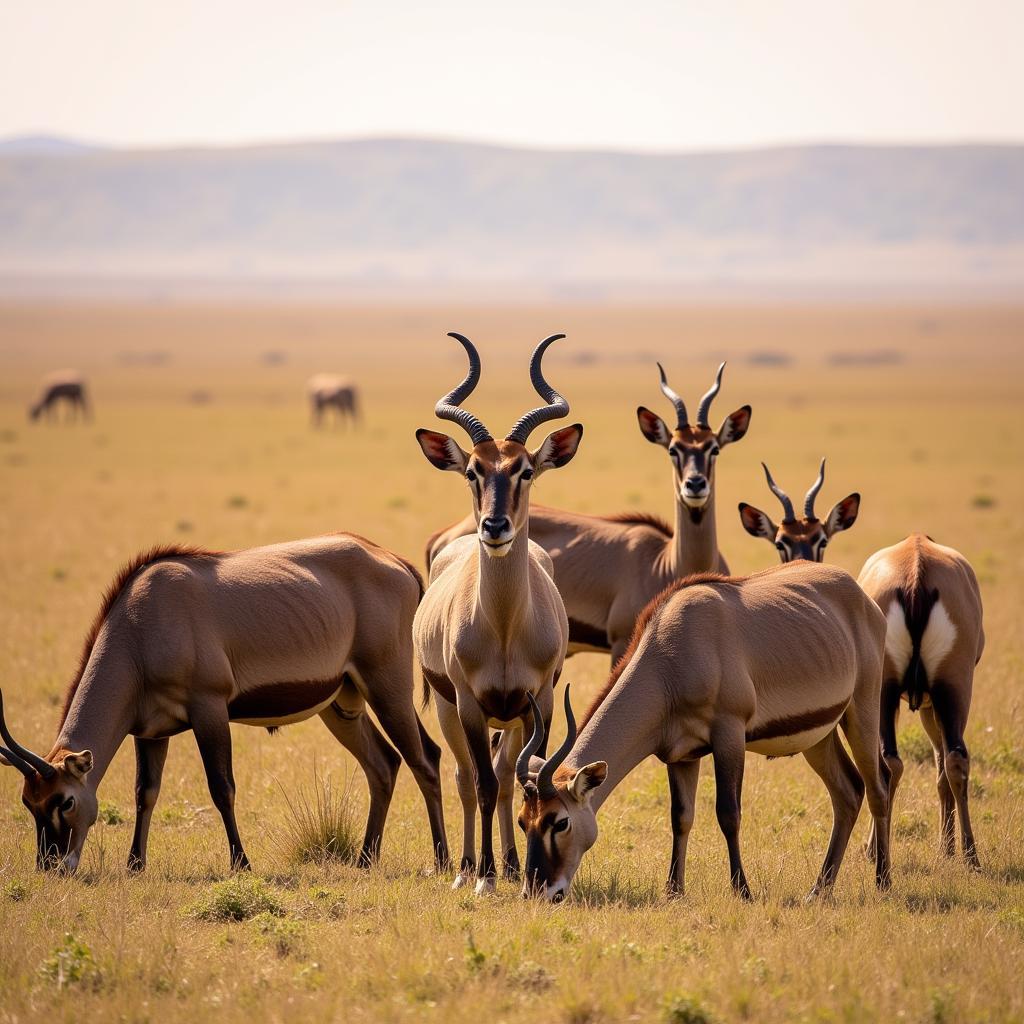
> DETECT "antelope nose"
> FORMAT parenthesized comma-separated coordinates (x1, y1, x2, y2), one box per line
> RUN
(684, 476, 707, 494)
(481, 517, 511, 540)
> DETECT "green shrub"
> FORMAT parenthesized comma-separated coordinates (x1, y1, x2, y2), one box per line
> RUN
(39, 934, 101, 990)
(664, 994, 716, 1024)
(188, 876, 286, 922)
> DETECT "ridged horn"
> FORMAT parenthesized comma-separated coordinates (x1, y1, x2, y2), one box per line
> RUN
(536, 685, 576, 799)
(696, 362, 725, 428)
(656, 362, 688, 430)
(0, 689, 55, 779)
(804, 458, 827, 520)
(762, 463, 796, 523)
(505, 334, 569, 444)
(0, 745, 36, 780)
(516, 693, 546, 788)
(434, 333, 493, 446)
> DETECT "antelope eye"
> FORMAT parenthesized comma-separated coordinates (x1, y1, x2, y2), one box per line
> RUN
(775, 541, 786, 551)
(819, 539, 828, 548)
(552, 817, 570, 833)
(520, 468, 534, 481)
(60, 797, 75, 814)
(465, 470, 477, 483)
(709, 446, 720, 457)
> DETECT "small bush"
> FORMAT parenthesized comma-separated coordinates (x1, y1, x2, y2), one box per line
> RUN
(97, 801, 125, 825)
(664, 994, 716, 1024)
(4, 880, 29, 902)
(971, 494, 996, 509)
(273, 773, 359, 868)
(188, 876, 286, 922)
(39, 934, 101, 990)
(896, 726, 933, 765)
(252, 912, 305, 957)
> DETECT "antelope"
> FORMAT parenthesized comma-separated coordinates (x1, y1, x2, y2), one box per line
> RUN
(308, 374, 360, 428)
(515, 561, 892, 902)
(0, 534, 448, 874)
(414, 332, 582, 894)
(739, 459, 860, 562)
(857, 534, 984, 868)
(426, 362, 751, 661)
(29, 371, 90, 423)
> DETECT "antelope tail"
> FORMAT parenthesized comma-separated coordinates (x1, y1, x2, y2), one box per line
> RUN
(895, 585, 940, 712)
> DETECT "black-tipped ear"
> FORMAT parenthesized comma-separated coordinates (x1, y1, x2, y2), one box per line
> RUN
(533, 424, 583, 473)
(416, 429, 469, 472)
(567, 762, 607, 802)
(825, 493, 860, 536)
(636, 407, 671, 447)
(718, 406, 751, 446)
(739, 502, 776, 541)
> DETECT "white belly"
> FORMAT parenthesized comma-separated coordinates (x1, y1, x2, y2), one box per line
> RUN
(746, 720, 838, 758)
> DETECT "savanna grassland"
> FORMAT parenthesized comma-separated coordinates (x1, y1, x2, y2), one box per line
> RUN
(0, 301, 1022, 1024)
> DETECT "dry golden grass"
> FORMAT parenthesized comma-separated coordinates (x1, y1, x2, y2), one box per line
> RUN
(1, 301, 1022, 1023)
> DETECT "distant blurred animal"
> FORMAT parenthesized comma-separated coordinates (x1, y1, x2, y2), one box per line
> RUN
(308, 374, 360, 428)
(739, 458, 860, 562)
(29, 371, 90, 423)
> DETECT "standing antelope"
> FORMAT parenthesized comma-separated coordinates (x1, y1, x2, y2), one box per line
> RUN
(739, 459, 860, 562)
(414, 333, 582, 894)
(308, 374, 360, 428)
(857, 534, 984, 868)
(516, 562, 892, 903)
(427, 362, 751, 661)
(29, 371, 90, 423)
(0, 534, 448, 874)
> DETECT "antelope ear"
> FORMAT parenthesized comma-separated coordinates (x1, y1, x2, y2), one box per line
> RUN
(62, 750, 93, 781)
(825, 493, 860, 536)
(636, 407, 671, 447)
(567, 761, 607, 802)
(718, 405, 751, 446)
(739, 502, 776, 541)
(416, 429, 468, 472)
(532, 424, 583, 473)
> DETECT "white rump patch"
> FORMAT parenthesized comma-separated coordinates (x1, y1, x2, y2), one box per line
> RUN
(920, 600, 957, 678)
(884, 601, 912, 676)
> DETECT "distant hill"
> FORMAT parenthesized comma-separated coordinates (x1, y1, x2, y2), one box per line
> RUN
(1, 137, 1022, 297)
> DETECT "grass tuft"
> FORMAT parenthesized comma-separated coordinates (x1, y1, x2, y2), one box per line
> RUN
(273, 772, 359, 868)
(39, 934, 102, 990)
(188, 876, 286, 922)
(663, 994, 717, 1024)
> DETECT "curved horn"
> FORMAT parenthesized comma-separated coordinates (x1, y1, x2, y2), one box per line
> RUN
(505, 334, 569, 444)
(804, 458, 826, 520)
(761, 463, 796, 523)
(0, 745, 36, 780)
(656, 362, 688, 430)
(516, 692, 546, 788)
(695, 362, 725, 428)
(536, 685, 576, 799)
(434, 332, 493, 446)
(0, 689, 55, 779)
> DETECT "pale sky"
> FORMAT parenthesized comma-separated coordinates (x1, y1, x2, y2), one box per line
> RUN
(1, 0, 1020, 151)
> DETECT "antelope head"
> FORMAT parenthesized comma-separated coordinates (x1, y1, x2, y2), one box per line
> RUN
(0, 690, 96, 872)
(516, 687, 606, 902)
(637, 362, 751, 513)
(417, 333, 583, 557)
(739, 459, 860, 562)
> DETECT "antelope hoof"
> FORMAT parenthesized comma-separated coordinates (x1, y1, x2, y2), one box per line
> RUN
(126, 855, 145, 874)
(965, 851, 982, 872)
(452, 871, 473, 891)
(474, 875, 497, 896)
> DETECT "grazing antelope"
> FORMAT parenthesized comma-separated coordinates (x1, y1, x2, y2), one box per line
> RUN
(739, 459, 860, 562)
(516, 562, 892, 902)
(426, 362, 751, 661)
(858, 534, 984, 868)
(414, 332, 582, 894)
(29, 371, 90, 423)
(0, 535, 448, 874)
(308, 374, 360, 428)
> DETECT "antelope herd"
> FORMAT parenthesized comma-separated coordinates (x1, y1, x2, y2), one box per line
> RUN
(2, 334, 986, 907)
